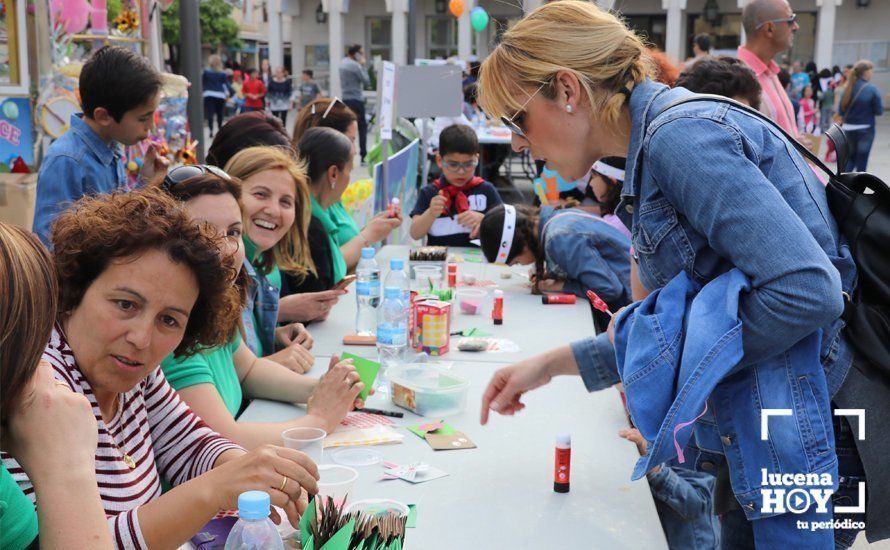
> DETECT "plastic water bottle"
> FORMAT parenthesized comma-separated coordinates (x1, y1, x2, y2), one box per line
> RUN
(385, 258, 410, 304)
(377, 286, 408, 377)
(356, 247, 381, 335)
(224, 491, 284, 550)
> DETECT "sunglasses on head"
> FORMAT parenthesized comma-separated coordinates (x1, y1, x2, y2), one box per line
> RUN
(756, 13, 797, 30)
(500, 81, 550, 139)
(162, 164, 232, 192)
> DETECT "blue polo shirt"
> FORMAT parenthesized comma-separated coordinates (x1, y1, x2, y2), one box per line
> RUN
(33, 114, 128, 245)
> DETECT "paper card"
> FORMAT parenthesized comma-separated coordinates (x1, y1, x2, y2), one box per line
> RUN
(300, 498, 317, 547)
(341, 352, 380, 400)
(304, 534, 315, 550)
(407, 421, 455, 439)
(320, 518, 355, 550)
(382, 462, 449, 484)
(407, 504, 417, 528)
(425, 431, 477, 451)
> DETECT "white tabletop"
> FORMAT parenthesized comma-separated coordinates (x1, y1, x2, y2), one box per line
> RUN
(241, 246, 667, 548)
(240, 356, 667, 549)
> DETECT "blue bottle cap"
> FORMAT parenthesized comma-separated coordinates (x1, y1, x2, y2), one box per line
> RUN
(361, 247, 376, 259)
(237, 490, 271, 520)
(384, 286, 401, 299)
(390, 258, 404, 270)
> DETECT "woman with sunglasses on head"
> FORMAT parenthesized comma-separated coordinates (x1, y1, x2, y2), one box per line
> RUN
(0, 222, 112, 550)
(159, 170, 365, 449)
(2, 189, 320, 549)
(476, 2, 867, 548)
(290, 98, 402, 274)
(207, 113, 346, 326)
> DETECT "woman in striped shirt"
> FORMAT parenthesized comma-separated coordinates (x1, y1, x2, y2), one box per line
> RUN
(2, 188, 320, 549)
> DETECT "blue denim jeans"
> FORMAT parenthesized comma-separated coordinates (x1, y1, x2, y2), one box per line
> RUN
(845, 126, 876, 172)
(832, 411, 867, 549)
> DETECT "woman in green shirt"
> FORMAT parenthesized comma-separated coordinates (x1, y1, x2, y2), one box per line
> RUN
(160, 170, 366, 448)
(0, 222, 111, 549)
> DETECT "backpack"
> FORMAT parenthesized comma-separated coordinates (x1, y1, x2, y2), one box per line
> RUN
(662, 95, 890, 382)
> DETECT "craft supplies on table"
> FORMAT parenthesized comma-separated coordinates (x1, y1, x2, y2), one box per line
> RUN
(388, 365, 469, 417)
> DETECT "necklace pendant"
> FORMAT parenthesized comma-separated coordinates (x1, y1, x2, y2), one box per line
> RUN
(123, 454, 136, 469)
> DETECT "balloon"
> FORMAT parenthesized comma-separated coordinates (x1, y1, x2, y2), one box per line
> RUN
(448, 0, 464, 18)
(2, 100, 19, 121)
(470, 6, 489, 32)
(50, 0, 91, 35)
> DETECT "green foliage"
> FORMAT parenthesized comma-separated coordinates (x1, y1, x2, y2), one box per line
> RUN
(161, 0, 243, 50)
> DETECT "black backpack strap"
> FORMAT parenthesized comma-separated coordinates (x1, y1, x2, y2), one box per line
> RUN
(659, 94, 838, 178)
(825, 124, 850, 173)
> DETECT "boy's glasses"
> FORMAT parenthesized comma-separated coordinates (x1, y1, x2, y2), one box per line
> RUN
(500, 81, 549, 139)
(162, 164, 232, 191)
(755, 13, 797, 29)
(442, 159, 479, 173)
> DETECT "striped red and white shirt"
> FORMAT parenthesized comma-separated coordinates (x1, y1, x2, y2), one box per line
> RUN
(1, 327, 244, 549)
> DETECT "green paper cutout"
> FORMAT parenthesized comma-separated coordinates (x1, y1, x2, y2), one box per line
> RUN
(301, 497, 318, 547)
(407, 421, 456, 439)
(407, 504, 417, 528)
(304, 534, 315, 550)
(461, 327, 492, 337)
(354, 541, 366, 550)
(320, 518, 355, 550)
(342, 352, 380, 400)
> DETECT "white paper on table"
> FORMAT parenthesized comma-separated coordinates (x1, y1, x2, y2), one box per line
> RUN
(382, 461, 449, 484)
(324, 425, 405, 448)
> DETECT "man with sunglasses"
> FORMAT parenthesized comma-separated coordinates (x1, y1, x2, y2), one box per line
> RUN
(737, 0, 801, 137)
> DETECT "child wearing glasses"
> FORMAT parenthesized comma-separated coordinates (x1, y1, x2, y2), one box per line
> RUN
(409, 124, 503, 246)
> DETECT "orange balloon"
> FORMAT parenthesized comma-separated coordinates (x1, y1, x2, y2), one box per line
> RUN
(449, 0, 464, 18)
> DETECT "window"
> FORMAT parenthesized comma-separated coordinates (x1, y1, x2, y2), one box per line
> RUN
(624, 15, 667, 51)
(834, 41, 890, 71)
(305, 45, 331, 92)
(367, 17, 392, 61)
(0, 0, 28, 94)
(427, 16, 457, 59)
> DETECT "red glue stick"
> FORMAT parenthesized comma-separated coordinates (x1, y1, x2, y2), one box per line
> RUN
(542, 294, 577, 305)
(447, 263, 457, 288)
(554, 433, 571, 493)
(492, 290, 504, 325)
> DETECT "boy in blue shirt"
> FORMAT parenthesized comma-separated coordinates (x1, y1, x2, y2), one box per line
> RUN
(410, 124, 502, 246)
(33, 46, 167, 245)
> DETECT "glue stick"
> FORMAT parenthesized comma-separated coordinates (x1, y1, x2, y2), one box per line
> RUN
(447, 263, 458, 288)
(387, 198, 401, 218)
(554, 433, 571, 493)
(542, 294, 577, 305)
(492, 290, 504, 325)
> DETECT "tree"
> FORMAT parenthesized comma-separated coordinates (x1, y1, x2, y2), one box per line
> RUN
(162, 0, 243, 72)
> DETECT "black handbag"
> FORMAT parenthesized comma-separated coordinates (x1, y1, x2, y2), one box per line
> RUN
(662, 95, 890, 381)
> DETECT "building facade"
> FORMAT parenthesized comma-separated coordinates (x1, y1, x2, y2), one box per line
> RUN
(240, 0, 888, 95)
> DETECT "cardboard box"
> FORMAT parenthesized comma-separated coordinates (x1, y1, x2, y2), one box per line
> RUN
(411, 298, 451, 356)
(0, 173, 37, 229)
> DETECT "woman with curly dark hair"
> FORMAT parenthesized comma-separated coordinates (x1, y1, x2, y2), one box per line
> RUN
(1, 188, 320, 549)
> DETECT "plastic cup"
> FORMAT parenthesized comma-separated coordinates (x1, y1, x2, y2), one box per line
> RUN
(455, 287, 489, 315)
(345, 498, 409, 519)
(413, 265, 443, 293)
(316, 465, 359, 509)
(281, 427, 326, 464)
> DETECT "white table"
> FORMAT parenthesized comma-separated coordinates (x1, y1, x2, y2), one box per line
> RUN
(306, 246, 598, 364)
(241, 246, 668, 548)
(240, 356, 667, 549)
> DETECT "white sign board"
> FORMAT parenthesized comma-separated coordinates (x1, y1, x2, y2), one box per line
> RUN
(379, 61, 397, 141)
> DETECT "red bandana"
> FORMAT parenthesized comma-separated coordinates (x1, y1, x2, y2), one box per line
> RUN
(434, 176, 485, 215)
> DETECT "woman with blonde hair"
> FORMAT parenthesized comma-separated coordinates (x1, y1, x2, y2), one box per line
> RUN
(224, 146, 334, 357)
(0, 222, 112, 549)
(203, 54, 232, 138)
(476, 2, 868, 547)
(838, 60, 884, 171)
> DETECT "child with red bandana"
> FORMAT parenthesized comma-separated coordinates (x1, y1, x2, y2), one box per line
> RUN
(410, 124, 503, 246)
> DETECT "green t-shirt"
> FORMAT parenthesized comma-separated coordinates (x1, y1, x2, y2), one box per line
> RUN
(0, 462, 38, 549)
(160, 332, 244, 417)
(328, 201, 361, 247)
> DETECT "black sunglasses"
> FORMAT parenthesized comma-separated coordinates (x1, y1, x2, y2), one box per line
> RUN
(162, 164, 232, 191)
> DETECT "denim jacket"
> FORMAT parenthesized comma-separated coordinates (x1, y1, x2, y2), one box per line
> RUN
(539, 207, 632, 307)
(647, 465, 719, 550)
(33, 114, 128, 245)
(615, 268, 838, 523)
(241, 257, 280, 357)
(570, 79, 856, 399)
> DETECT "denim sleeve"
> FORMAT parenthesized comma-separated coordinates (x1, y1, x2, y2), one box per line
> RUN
(646, 466, 715, 519)
(551, 233, 626, 304)
(33, 154, 83, 246)
(873, 87, 884, 116)
(647, 118, 843, 366)
(570, 332, 620, 392)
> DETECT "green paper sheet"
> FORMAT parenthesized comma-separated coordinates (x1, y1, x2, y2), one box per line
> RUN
(407, 504, 417, 528)
(341, 352, 380, 400)
(460, 328, 492, 337)
(304, 534, 315, 550)
(320, 518, 355, 550)
(301, 498, 318, 547)
(407, 421, 456, 439)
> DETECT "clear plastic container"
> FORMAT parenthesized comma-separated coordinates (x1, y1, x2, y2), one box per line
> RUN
(412, 265, 443, 294)
(224, 491, 284, 550)
(388, 364, 470, 417)
(345, 499, 409, 519)
(454, 287, 489, 315)
(316, 465, 358, 509)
